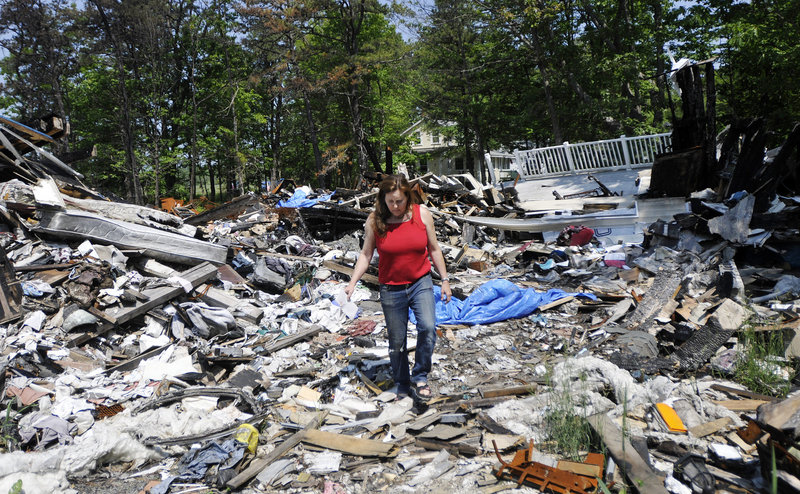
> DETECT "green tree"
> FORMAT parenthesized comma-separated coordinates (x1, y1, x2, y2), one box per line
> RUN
(415, 0, 525, 181)
(685, 0, 800, 137)
(0, 0, 83, 155)
(242, 0, 412, 187)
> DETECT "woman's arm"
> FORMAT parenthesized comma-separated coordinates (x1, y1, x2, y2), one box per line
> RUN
(344, 214, 377, 300)
(420, 206, 452, 302)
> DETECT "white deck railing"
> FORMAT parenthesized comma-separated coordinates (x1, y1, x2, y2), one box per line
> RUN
(514, 133, 672, 179)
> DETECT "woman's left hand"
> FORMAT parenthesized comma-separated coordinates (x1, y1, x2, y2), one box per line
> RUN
(440, 280, 452, 303)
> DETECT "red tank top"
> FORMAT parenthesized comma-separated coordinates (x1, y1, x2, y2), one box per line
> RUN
(375, 204, 431, 284)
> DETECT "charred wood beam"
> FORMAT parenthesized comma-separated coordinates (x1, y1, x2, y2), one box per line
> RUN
(725, 118, 768, 199)
(756, 122, 800, 211)
(0, 246, 23, 322)
(298, 206, 368, 241)
(672, 320, 734, 371)
(751, 209, 800, 229)
(184, 193, 260, 226)
(703, 63, 717, 182)
(55, 145, 96, 165)
(672, 65, 706, 151)
(715, 119, 751, 197)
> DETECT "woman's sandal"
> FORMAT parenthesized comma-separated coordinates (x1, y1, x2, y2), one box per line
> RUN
(411, 382, 432, 403)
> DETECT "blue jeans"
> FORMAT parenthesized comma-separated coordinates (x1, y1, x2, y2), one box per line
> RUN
(380, 273, 437, 395)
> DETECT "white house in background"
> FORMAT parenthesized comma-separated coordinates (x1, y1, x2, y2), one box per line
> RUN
(399, 119, 518, 183)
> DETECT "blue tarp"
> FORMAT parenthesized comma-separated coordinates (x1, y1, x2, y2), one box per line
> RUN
(276, 189, 334, 208)
(411, 279, 597, 326)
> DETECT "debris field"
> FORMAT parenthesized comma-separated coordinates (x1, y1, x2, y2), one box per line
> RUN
(2, 68, 800, 494)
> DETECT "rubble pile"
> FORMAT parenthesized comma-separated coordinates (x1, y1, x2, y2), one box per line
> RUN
(2, 112, 800, 494)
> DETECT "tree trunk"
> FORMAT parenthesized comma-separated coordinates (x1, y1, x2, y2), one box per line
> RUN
(225, 44, 244, 196)
(232, 102, 243, 195)
(651, 2, 666, 127)
(191, 93, 198, 201)
(473, 119, 487, 184)
(619, 0, 644, 125)
(189, 1, 198, 201)
(48, 55, 69, 155)
(271, 93, 283, 185)
(303, 91, 325, 187)
(209, 160, 216, 201)
(463, 121, 474, 177)
(349, 85, 382, 175)
(91, 0, 142, 204)
(463, 69, 487, 183)
(153, 136, 160, 207)
(530, 29, 563, 143)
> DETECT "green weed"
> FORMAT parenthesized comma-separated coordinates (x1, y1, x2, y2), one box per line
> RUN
(1, 401, 15, 452)
(733, 327, 794, 397)
(8, 479, 22, 494)
(1, 400, 37, 453)
(771, 442, 778, 494)
(542, 370, 596, 461)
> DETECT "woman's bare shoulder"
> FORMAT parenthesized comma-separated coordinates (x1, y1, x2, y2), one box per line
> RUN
(365, 211, 379, 230)
(418, 204, 434, 224)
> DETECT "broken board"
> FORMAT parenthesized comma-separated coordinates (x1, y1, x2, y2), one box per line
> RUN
(68, 262, 218, 347)
(588, 413, 668, 494)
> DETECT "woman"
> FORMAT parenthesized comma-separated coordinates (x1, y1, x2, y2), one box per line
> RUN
(344, 174, 452, 401)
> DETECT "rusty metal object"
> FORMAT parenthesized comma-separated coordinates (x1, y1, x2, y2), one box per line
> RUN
(737, 419, 763, 444)
(95, 403, 124, 419)
(492, 440, 605, 494)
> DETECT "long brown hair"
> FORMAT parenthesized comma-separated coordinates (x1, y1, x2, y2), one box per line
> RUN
(373, 174, 417, 237)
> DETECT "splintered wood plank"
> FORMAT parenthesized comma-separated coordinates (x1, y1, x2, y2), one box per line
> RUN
(556, 459, 603, 479)
(102, 345, 171, 375)
(710, 384, 777, 402)
(537, 296, 574, 312)
(407, 411, 443, 432)
(227, 411, 328, 489)
(261, 325, 323, 355)
(87, 306, 117, 325)
(588, 413, 668, 494)
(727, 431, 757, 454)
(478, 384, 538, 399)
(184, 193, 259, 225)
(418, 424, 466, 441)
(322, 260, 380, 286)
(713, 399, 769, 412)
(688, 417, 732, 438)
(302, 429, 397, 457)
(14, 262, 75, 272)
(68, 262, 218, 347)
(757, 393, 800, 430)
(415, 437, 481, 456)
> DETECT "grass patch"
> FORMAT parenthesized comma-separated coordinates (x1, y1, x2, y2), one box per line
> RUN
(542, 371, 596, 461)
(1, 400, 37, 453)
(1, 401, 18, 453)
(733, 327, 794, 398)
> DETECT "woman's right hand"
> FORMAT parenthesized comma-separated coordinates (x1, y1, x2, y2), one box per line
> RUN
(343, 283, 355, 301)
